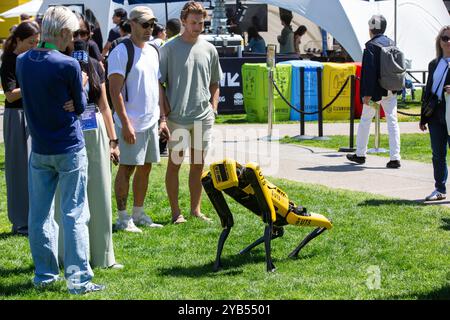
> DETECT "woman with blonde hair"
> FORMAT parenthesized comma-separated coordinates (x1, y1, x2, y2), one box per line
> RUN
(420, 25, 450, 201)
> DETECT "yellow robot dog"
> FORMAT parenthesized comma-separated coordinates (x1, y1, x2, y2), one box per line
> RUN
(201, 158, 332, 272)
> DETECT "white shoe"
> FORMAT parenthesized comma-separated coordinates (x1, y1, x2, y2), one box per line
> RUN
(425, 190, 446, 201)
(133, 213, 163, 228)
(116, 216, 142, 233)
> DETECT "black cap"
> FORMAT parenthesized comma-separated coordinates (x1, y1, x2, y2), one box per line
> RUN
(114, 8, 128, 20)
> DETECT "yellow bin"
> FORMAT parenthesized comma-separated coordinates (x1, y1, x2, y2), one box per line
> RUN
(322, 63, 356, 120)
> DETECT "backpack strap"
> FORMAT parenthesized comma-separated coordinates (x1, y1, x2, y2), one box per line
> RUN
(149, 42, 160, 59)
(122, 38, 135, 102)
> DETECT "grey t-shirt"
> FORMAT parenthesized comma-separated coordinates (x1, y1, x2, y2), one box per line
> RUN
(160, 36, 222, 124)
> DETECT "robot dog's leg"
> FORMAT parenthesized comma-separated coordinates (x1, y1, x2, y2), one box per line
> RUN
(202, 173, 234, 272)
(239, 227, 284, 255)
(264, 222, 276, 272)
(214, 227, 231, 272)
(288, 227, 327, 258)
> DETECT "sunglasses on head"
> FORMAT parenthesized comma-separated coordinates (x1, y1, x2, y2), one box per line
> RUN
(73, 30, 90, 37)
(441, 35, 450, 42)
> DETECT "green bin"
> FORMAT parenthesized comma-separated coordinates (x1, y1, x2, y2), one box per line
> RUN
(242, 63, 292, 122)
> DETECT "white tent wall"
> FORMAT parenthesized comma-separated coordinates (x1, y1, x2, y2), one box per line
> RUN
(39, 0, 120, 47)
(260, 5, 324, 55)
(341, 0, 450, 69)
(36, 0, 450, 69)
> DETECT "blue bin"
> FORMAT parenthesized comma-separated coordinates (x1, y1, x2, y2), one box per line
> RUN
(279, 60, 323, 121)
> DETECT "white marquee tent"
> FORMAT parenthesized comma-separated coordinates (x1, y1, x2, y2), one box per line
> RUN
(3, 0, 449, 69)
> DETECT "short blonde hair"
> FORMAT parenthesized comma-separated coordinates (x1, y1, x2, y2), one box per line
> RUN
(436, 25, 450, 59)
(41, 6, 79, 42)
(180, 1, 207, 21)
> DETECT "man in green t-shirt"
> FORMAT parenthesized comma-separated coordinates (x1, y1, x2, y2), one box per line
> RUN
(160, 1, 222, 224)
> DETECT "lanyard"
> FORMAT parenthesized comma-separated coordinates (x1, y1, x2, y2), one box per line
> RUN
(38, 42, 58, 50)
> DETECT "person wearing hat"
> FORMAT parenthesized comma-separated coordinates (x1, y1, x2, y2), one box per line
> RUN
(347, 14, 401, 169)
(102, 7, 128, 57)
(108, 6, 169, 232)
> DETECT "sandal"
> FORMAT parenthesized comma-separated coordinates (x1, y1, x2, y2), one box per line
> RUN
(172, 214, 187, 224)
(191, 213, 213, 223)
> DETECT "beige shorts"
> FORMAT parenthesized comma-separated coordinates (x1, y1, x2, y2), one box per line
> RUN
(167, 116, 214, 152)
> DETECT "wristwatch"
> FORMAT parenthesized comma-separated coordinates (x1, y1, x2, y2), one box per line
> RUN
(109, 139, 119, 145)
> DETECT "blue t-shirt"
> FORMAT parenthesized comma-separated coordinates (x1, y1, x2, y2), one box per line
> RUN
(16, 49, 86, 155)
(247, 38, 266, 54)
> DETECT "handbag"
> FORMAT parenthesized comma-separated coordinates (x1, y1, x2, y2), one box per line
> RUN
(422, 64, 448, 117)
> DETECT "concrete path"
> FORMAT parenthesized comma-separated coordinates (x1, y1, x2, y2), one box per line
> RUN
(0, 108, 444, 206)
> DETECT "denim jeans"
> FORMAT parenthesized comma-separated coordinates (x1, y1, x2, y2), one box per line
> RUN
(28, 147, 94, 291)
(428, 120, 450, 193)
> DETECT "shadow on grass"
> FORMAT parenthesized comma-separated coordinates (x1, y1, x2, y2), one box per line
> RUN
(0, 161, 4, 170)
(0, 232, 29, 240)
(358, 199, 426, 207)
(218, 118, 249, 124)
(158, 247, 317, 278)
(0, 265, 34, 278)
(441, 218, 450, 231)
(0, 281, 35, 297)
(382, 284, 450, 300)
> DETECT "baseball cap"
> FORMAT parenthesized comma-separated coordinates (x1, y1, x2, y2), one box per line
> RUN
(129, 6, 157, 23)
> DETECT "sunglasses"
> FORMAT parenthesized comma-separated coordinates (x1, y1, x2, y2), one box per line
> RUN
(441, 35, 450, 42)
(73, 30, 90, 37)
(138, 20, 155, 29)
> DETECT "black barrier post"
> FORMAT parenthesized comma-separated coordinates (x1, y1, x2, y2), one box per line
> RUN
(294, 67, 314, 140)
(339, 75, 356, 152)
(300, 67, 305, 136)
(312, 68, 329, 141)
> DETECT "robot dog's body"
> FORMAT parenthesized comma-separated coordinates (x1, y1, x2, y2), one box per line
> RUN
(201, 159, 332, 272)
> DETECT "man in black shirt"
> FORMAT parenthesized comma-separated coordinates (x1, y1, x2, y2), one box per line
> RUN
(102, 8, 127, 58)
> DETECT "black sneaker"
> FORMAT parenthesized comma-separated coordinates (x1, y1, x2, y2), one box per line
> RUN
(386, 160, 401, 169)
(346, 153, 366, 164)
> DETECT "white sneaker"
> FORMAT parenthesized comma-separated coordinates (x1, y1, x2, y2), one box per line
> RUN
(133, 213, 163, 228)
(116, 216, 142, 233)
(425, 190, 446, 201)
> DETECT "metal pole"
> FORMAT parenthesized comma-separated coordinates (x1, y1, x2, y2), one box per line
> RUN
(260, 44, 279, 141)
(367, 103, 388, 154)
(339, 75, 356, 152)
(268, 68, 274, 138)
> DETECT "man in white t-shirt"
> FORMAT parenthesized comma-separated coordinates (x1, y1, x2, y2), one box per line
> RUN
(108, 6, 169, 232)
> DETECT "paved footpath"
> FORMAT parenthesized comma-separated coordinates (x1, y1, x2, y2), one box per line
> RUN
(1, 109, 446, 206)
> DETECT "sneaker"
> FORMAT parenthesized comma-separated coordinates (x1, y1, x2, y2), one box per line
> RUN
(116, 216, 142, 233)
(386, 160, 401, 169)
(425, 190, 446, 201)
(68, 282, 105, 295)
(133, 213, 164, 228)
(346, 153, 366, 164)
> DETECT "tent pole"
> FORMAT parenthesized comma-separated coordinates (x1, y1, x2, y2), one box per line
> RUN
(165, 1, 168, 23)
(394, 0, 397, 45)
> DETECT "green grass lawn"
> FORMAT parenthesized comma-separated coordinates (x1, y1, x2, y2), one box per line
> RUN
(0, 93, 5, 106)
(281, 133, 433, 164)
(0, 143, 449, 300)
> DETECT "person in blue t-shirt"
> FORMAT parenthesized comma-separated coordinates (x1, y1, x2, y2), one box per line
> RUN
(15, 6, 104, 295)
(245, 26, 266, 54)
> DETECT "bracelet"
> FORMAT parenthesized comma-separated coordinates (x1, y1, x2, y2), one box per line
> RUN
(109, 139, 119, 145)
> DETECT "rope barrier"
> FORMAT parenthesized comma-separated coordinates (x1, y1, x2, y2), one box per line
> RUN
(271, 75, 351, 115)
(271, 73, 421, 117)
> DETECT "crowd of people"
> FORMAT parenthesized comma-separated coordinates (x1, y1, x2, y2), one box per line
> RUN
(0, 1, 221, 294)
(0, 0, 450, 296)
